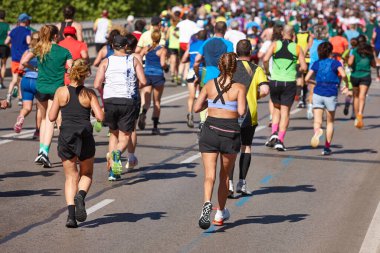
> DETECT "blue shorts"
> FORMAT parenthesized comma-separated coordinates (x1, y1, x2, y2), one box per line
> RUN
(146, 75, 165, 87)
(21, 77, 37, 101)
(312, 94, 337, 112)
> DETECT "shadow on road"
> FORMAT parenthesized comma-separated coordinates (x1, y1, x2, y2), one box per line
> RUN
(80, 211, 167, 228)
(0, 188, 60, 197)
(125, 171, 197, 185)
(0, 170, 58, 181)
(252, 185, 316, 196)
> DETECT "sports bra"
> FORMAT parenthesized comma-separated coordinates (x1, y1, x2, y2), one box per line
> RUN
(207, 78, 238, 112)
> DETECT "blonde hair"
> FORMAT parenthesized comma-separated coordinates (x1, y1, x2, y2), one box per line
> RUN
(151, 31, 161, 49)
(69, 59, 90, 84)
(34, 25, 58, 62)
(29, 32, 40, 49)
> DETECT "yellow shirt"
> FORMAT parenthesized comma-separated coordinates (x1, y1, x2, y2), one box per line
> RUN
(137, 28, 166, 48)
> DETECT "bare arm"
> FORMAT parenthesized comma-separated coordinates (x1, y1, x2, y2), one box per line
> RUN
(80, 49, 89, 63)
(337, 66, 349, 87)
(193, 84, 208, 113)
(298, 47, 307, 72)
(134, 57, 147, 88)
(237, 84, 247, 117)
(19, 51, 36, 71)
(94, 59, 107, 90)
(181, 49, 190, 63)
(74, 22, 83, 42)
(49, 87, 64, 122)
(89, 89, 104, 121)
(348, 54, 354, 67)
(4, 35, 10, 45)
(193, 53, 203, 80)
(26, 35, 31, 45)
(93, 46, 107, 67)
(263, 42, 275, 74)
(160, 48, 167, 68)
(258, 84, 269, 99)
(304, 70, 314, 83)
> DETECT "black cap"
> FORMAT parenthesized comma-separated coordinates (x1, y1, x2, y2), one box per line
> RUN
(113, 35, 128, 48)
(151, 16, 161, 26)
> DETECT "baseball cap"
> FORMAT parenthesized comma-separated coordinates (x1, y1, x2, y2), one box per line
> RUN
(18, 13, 32, 22)
(63, 26, 76, 35)
(151, 16, 161, 26)
(113, 35, 128, 48)
(230, 20, 239, 29)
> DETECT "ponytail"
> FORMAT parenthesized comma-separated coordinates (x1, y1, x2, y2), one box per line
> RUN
(34, 25, 58, 62)
(217, 52, 238, 92)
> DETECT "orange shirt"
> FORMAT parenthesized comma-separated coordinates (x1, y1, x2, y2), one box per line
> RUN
(329, 36, 348, 55)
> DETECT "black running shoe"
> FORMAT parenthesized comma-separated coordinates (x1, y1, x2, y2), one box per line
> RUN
(74, 193, 87, 222)
(138, 113, 146, 130)
(34, 152, 43, 164)
(152, 127, 160, 135)
(199, 202, 212, 230)
(40, 153, 52, 168)
(186, 113, 194, 128)
(274, 139, 286, 151)
(343, 102, 349, 116)
(322, 147, 332, 156)
(66, 216, 78, 228)
(265, 133, 278, 148)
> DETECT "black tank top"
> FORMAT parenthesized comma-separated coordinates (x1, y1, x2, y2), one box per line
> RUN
(61, 86, 91, 128)
(58, 21, 73, 42)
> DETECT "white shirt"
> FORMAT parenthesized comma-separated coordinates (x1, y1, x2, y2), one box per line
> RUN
(224, 29, 246, 52)
(94, 17, 111, 44)
(177, 19, 199, 43)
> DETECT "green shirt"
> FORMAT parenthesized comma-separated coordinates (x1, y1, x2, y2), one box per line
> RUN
(271, 40, 298, 82)
(168, 26, 179, 50)
(365, 23, 374, 41)
(0, 22, 10, 45)
(351, 48, 373, 78)
(37, 44, 72, 95)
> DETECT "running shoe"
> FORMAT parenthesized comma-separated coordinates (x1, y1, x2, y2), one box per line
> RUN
(66, 216, 78, 228)
(125, 155, 138, 170)
(6, 93, 11, 108)
(306, 103, 313, 120)
(152, 127, 160, 135)
(199, 201, 212, 230)
(181, 81, 186, 87)
(236, 180, 252, 195)
(93, 121, 102, 132)
(108, 170, 121, 181)
(274, 139, 286, 151)
(138, 113, 146, 130)
(34, 152, 43, 164)
(213, 208, 230, 226)
(265, 133, 278, 148)
(322, 147, 332, 156)
(74, 193, 87, 222)
(297, 101, 305, 108)
(186, 113, 194, 128)
(311, 128, 323, 148)
(32, 129, 39, 140)
(41, 153, 52, 168)
(0, 83, 4, 89)
(110, 150, 122, 176)
(355, 114, 364, 129)
(12, 86, 18, 97)
(343, 102, 350, 116)
(14, 115, 24, 133)
(18, 99, 22, 106)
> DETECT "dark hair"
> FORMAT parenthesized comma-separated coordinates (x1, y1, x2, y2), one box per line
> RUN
(317, 42, 333, 59)
(107, 29, 121, 47)
(357, 34, 367, 44)
(214, 21, 227, 34)
(267, 21, 274, 28)
(125, 34, 138, 53)
(134, 20, 146, 32)
(63, 5, 76, 19)
(272, 24, 283, 41)
(300, 18, 308, 31)
(217, 52, 238, 92)
(0, 10, 5, 20)
(357, 40, 373, 57)
(197, 30, 207, 41)
(187, 12, 195, 21)
(236, 39, 252, 57)
(337, 26, 344, 36)
(350, 38, 358, 48)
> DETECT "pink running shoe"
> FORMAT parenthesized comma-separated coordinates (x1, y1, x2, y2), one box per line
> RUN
(14, 115, 24, 133)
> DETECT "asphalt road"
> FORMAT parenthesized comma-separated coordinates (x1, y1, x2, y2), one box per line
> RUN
(0, 70, 380, 253)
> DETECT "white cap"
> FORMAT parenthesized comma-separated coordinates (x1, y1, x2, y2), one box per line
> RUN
(318, 14, 324, 19)
(127, 15, 134, 22)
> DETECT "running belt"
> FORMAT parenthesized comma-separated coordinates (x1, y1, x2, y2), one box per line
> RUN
(207, 78, 238, 112)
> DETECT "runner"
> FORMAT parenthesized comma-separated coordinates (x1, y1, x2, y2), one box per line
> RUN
(135, 16, 165, 54)
(4, 13, 32, 107)
(92, 29, 121, 67)
(56, 5, 83, 42)
(229, 39, 269, 196)
(263, 25, 307, 151)
(0, 10, 10, 89)
(224, 20, 246, 52)
(20, 25, 73, 168)
(94, 35, 146, 181)
(138, 31, 168, 135)
(305, 42, 349, 155)
(93, 10, 112, 53)
(371, 20, 380, 81)
(166, 16, 180, 84)
(194, 52, 246, 229)
(348, 35, 376, 129)
(48, 59, 104, 228)
(13, 32, 41, 136)
(132, 20, 146, 41)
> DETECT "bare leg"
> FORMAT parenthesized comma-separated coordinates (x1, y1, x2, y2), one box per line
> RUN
(201, 152, 218, 203)
(63, 158, 79, 205)
(218, 153, 237, 210)
(325, 110, 335, 144)
(152, 85, 164, 119)
(279, 105, 291, 132)
(358, 84, 369, 115)
(78, 157, 94, 193)
(187, 82, 196, 113)
(352, 87, 359, 117)
(313, 108, 323, 132)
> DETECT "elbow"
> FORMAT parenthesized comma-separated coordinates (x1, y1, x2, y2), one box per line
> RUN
(48, 114, 56, 122)
(238, 109, 246, 118)
(193, 105, 201, 113)
(97, 112, 105, 122)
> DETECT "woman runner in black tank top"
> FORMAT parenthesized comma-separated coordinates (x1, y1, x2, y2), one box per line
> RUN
(49, 59, 104, 228)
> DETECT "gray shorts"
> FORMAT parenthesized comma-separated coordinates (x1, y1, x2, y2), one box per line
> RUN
(312, 94, 337, 112)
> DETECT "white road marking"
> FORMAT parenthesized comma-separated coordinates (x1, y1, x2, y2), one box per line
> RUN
(290, 108, 302, 115)
(161, 94, 189, 105)
(359, 201, 380, 253)
(0, 129, 35, 145)
(87, 199, 115, 215)
(181, 153, 201, 164)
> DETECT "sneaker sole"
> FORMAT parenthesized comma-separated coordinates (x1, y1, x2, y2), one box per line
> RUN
(213, 216, 229, 226)
(138, 115, 146, 130)
(311, 129, 323, 148)
(74, 194, 87, 222)
(275, 145, 286, 151)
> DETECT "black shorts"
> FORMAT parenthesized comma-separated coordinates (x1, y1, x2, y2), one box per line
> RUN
(296, 63, 309, 79)
(104, 98, 139, 132)
(95, 43, 106, 53)
(58, 131, 95, 161)
(241, 125, 257, 146)
(269, 80, 297, 106)
(0, 45, 10, 59)
(168, 48, 179, 55)
(350, 75, 372, 87)
(199, 117, 241, 154)
(146, 75, 165, 87)
(179, 47, 187, 59)
(35, 91, 54, 102)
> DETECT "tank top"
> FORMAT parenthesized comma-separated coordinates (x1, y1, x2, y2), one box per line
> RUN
(296, 32, 310, 62)
(24, 50, 38, 79)
(61, 85, 91, 128)
(271, 40, 298, 82)
(207, 78, 238, 112)
(168, 26, 179, 49)
(309, 39, 325, 70)
(58, 21, 73, 42)
(374, 26, 380, 51)
(104, 54, 138, 100)
(105, 44, 114, 58)
(144, 46, 163, 76)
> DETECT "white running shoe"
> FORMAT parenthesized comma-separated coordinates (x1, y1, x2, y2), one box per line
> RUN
(125, 155, 138, 170)
(236, 180, 252, 195)
(307, 103, 313, 120)
(311, 128, 323, 148)
(213, 208, 230, 226)
(229, 180, 234, 194)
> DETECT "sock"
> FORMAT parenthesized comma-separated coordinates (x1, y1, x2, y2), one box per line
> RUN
(68, 205, 75, 219)
(345, 96, 351, 103)
(152, 117, 159, 128)
(239, 153, 251, 180)
(271, 123, 279, 134)
(278, 131, 286, 142)
(200, 109, 207, 123)
(78, 190, 87, 199)
(325, 141, 331, 148)
(39, 143, 44, 154)
(128, 152, 135, 160)
(216, 209, 223, 218)
(142, 108, 147, 114)
(296, 86, 302, 97)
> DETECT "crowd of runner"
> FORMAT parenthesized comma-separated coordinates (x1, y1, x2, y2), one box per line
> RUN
(0, 0, 379, 229)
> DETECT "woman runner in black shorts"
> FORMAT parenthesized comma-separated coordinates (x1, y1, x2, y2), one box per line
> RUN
(49, 59, 104, 228)
(194, 52, 246, 229)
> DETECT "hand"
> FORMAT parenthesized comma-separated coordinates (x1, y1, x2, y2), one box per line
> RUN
(341, 86, 348, 95)
(0, 100, 8, 109)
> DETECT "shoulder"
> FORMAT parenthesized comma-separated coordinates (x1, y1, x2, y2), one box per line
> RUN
(73, 22, 83, 29)
(56, 86, 68, 96)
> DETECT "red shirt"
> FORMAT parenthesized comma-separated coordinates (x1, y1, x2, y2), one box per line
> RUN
(132, 31, 142, 41)
(58, 36, 88, 84)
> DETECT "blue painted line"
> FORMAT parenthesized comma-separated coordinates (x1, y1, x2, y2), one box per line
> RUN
(235, 196, 251, 207)
(202, 225, 215, 237)
(260, 175, 273, 184)
(282, 157, 294, 167)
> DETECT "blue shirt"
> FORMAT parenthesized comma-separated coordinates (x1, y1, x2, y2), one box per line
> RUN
(189, 40, 204, 69)
(311, 58, 342, 97)
(199, 37, 234, 83)
(9, 26, 31, 62)
(345, 30, 359, 48)
(309, 39, 324, 70)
